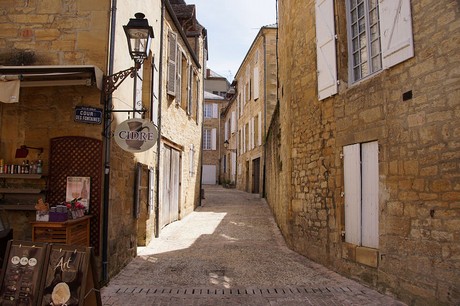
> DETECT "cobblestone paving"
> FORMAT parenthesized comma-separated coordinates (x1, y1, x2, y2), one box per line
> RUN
(101, 186, 405, 305)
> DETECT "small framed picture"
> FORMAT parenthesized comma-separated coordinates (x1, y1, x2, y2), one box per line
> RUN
(66, 177, 90, 212)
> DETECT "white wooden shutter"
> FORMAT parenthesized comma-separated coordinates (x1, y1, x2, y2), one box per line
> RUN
(189, 144, 195, 176)
(243, 124, 246, 153)
(379, 0, 414, 69)
(176, 53, 182, 104)
(211, 128, 217, 150)
(167, 30, 177, 95)
(187, 66, 193, 115)
(231, 152, 237, 180)
(315, 0, 337, 100)
(253, 66, 260, 100)
(258, 111, 262, 146)
(212, 103, 218, 118)
(231, 111, 236, 133)
(361, 141, 379, 248)
(224, 121, 228, 141)
(250, 118, 255, 150)
(344, 144, 361, 245)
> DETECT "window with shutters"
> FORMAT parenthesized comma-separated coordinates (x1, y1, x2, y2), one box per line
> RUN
(189, 144, 195, 176)
(345, 0, 414, 83)
(204, 103, 213, 118)
(253, 66, 259, 101)
(231, 111, 236, 134)
(176, 52, 187, 106)
(343, 141, 379, 249)
(187, 66, 194, 116)
(203, 128, 216, 150)
(167, 30, 177, 96)
(347, 0, 382, 82)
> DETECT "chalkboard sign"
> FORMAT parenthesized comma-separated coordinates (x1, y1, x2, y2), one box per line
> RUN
(0, 241, 101, 306)
(0, 241, 49, 306)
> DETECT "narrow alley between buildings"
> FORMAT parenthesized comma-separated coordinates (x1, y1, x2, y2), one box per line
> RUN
(101, 186, 404, 305)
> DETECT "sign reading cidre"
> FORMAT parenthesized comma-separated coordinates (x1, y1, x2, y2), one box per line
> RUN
(114, 118, 158, 153)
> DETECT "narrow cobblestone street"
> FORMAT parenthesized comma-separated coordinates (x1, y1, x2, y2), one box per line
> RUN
(101, 186, 405, 305)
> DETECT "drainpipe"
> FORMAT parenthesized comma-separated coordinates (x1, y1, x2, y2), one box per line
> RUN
(101, 0, 118, 285)
(155, 1, 165, 238)
(262, 31, 267, 198)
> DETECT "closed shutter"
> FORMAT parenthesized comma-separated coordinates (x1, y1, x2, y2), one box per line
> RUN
(211, 128, 217, 150)
(224, 121, 228, 141)
(379, 0, 414, 69)
(187, 66, 193, 115)
(344, 144, 361, 245)
(315, 0, 337, 100)
(212, 103, 218, 118)
(231, 152, 237, 181)
(176, 54, 182, 104)
(149, 168, 154, 213)
(253, 66, 260, 100)
(231, 111, 236, 133)
(361, 141, 379, 248)
(167, 30, 177, 95)
(250, 118, 254, 150)
(258, 111, 262, 146)
(243, 124, 246, 153)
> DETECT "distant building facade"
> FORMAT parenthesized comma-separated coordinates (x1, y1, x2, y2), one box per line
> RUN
(204, 69, 230, 98)
(221, 93, 237, 185)
(202, 91, 226, 185)
(235, 25, 277, 195)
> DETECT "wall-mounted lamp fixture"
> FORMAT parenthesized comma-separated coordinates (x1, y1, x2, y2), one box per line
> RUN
(224, 140, 237, 153)
(15, 145, 43, 158)
(102, 12, 154, 106)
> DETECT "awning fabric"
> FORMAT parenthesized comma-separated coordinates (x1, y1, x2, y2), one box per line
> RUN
(0, 75, 20, 103)
(0, 65, 103, 93)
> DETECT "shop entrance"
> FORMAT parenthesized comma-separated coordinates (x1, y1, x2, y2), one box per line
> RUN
(252, 158, 260, 194)
(160, 145, 180, 230)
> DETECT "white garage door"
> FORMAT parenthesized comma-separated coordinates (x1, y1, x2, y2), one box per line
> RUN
(202, 165, 216, 185)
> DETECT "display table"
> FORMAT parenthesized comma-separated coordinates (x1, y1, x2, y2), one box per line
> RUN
(31, 215, 91, 246)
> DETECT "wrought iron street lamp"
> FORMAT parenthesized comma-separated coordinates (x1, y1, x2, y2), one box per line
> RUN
(103, 12, 154, 101)
(101, 12, 154, 284)
(224, 140, 237, 153)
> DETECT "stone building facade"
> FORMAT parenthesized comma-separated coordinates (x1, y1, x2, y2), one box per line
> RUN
(0, 0, 206, 283)
(265, 1, 460, 305)
(202, 91, 226, 185)
(235, 26, 277, 195)
(221, 95, 238, 185)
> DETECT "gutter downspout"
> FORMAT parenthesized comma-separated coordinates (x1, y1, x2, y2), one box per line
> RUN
(262, 31, 267, 198)
(155, 0, 165, 238)
(102, 0, 118, 285)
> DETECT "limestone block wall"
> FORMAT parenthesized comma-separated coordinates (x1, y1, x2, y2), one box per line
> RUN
(236, 27, 277, 195)
(159, 15, 204, 219)
(0, 0, 110, 66)
(266, 0, 460, 305)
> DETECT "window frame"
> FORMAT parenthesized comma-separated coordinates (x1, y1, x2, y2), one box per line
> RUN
(345, 0, 382, 83)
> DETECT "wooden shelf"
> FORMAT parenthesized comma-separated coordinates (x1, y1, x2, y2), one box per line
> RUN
(0, 204, 35, 211)
(0, 188, 42, 194)
(0, 174, 42, 179)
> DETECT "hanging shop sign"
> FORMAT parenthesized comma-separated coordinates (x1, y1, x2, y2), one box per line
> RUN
(74, 106, 103, 124)
(114, 118, 158, 153)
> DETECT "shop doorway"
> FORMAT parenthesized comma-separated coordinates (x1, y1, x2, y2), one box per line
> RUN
(252, 158, 260, 194)
(160, 145, 180, 229)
